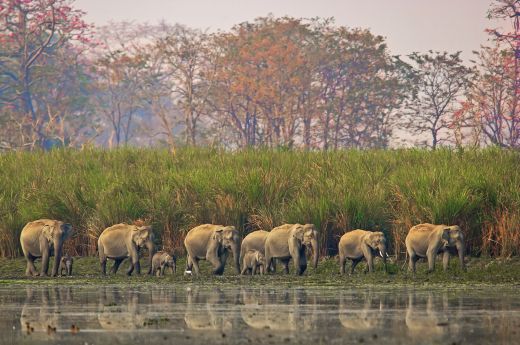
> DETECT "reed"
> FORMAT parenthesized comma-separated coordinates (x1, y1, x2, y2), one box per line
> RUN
(0, 147, 518, 258)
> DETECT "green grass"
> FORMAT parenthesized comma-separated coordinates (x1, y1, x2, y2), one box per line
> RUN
(0, 147, 519, 259)
(1, 256, 519, 287)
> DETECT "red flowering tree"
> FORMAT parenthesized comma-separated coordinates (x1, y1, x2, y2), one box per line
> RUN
(0, 0, 93, 149)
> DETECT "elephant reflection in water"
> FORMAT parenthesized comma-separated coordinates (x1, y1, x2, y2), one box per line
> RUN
(240, 288, 318, 331)
(97, 288, 147, 330)
(338, 289, 390, 331)
(184, 287, 240, 331)
(20, 287, 74, 334)
(405, 291, 461, 340)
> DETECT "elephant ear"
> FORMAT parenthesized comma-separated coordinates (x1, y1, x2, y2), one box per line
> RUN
(133, 226, 150, 243)
(212, 229, 224, 242)
(291, 224, 305, 241)
(223, 227, 235, 240)
(367, 232, 382, 249)
(41, 224, 55, 242)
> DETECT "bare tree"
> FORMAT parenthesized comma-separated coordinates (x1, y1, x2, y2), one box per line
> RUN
(404, 51, 473, 149)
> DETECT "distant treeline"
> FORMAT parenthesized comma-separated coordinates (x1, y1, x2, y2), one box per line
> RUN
(0, 148, 518, 258)
(1, 2, 519, 151)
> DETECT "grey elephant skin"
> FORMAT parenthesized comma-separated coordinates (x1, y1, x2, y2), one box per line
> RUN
(20, 219, 73, 277)
(97, 223, 155, 276)
(405, 223, 465, 273)
(241, 250, 266, 275)
(240, 230, 276, 272)
(338, 229, 387, 274)
(184, 224, 241, 275)
(151, 251, 176, 276)
(59, 254, 73, 276)
(264, 223, 319, 275)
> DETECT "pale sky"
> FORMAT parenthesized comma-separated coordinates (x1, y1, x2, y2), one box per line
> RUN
(76, 0, 497, 61)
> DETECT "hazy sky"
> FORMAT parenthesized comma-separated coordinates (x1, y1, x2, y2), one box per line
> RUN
(76, 0, 497, 61)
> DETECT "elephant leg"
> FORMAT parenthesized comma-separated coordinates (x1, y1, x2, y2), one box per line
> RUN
(25, 253, 38, 277)
(442, 250, 450, 271)
(339, 254, 346, 275)
(240, 264, 248, 275)
(191, 257, 201, 275)
(111, 258, 124, 274)
(99, 243, 107, 275)
(264, 247, 273, 274)
(38, 239, 50, 277)
(160, 264, 166, 277)
(351, 258, 362, 274)
(366, 253, 375, 273)
(408, 249, 417, 274)
(281, 259, 290, 274)
(426, 248, 436, 273)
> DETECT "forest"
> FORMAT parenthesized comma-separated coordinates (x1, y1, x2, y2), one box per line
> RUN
(0, 0, 519, 151)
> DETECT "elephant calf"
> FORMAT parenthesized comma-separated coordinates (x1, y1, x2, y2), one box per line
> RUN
(59, 254, 73, 276)
(338, 230, 387, 274)
(20, 219, 73, 277)
(151, 251, 176, 276)
(241, 250, 266, 275)
(405, 223, 465, 273)
(98, 223, 155, 276)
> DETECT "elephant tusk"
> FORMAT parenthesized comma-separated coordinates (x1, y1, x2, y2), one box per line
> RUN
(379, 250, 383, 258)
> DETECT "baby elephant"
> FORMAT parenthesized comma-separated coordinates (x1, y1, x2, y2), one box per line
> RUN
(338, 230, 387, 274)
(59, 254, 73, 276)
(241, 250, 266, 275)
(151, 251, 176, 276)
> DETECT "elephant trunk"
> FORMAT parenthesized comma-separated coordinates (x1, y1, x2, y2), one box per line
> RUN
(231, 242, 241, 274)
(146, 240, 155, 275)
(456, 241, 465, 270)
(379, 244, 388, 272)
(52, 238, 62, 277)
(311, 238, 319, 270)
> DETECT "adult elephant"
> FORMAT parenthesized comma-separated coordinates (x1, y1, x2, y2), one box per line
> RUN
(184, 224, 241, 275)
(264, 223, 319, 275)
(338, 230, 387, 274)
(405, 223, 465, 273)
(98, 223, 155, 276)
(20, 219, 73, 277)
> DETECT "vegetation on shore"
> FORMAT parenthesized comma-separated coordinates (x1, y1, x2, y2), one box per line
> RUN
(0, 148, 519, 260)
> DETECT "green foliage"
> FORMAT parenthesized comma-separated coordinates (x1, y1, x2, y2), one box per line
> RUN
(0, 148, 519, 258)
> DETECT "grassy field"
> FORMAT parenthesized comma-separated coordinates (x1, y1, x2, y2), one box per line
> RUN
(1, 256, 519, 287)
(0, 147, 519, 260)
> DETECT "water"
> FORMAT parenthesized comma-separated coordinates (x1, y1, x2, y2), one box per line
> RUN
(0, 285, 519, 344)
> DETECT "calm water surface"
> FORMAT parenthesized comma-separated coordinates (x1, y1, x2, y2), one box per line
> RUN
(0, 285, 519, 344)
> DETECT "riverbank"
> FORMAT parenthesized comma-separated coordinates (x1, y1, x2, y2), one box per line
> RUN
(1, 256, 519, 287)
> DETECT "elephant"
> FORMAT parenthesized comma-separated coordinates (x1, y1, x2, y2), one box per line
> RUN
(184, 224, 241, 275)
(405, 223, 465, 273)
(241, 250, 266, 275)
(264, 223, 319, 275)
(151, 251, 176, 276)
(97, 223, 155, 276)
(59, 254, 73, 276)
(240, 229, 276, 272)
(338, 229, 387, 274)
(20, 219, 73, 277)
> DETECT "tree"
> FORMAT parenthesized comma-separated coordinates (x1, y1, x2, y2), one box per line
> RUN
(157, 25, 215, 146)
(404, 51, 472, 149)
(0, 0, 92, 149)
(454, 0, 520, 148)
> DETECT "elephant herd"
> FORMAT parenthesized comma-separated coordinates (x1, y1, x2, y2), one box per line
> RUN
(19, 219, 466, 277)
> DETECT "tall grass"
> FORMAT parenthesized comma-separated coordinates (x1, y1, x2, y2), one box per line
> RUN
(0, 147, 518, 258)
